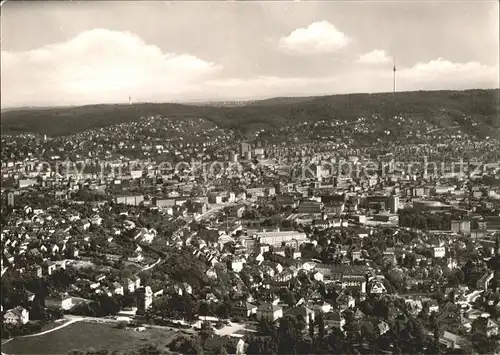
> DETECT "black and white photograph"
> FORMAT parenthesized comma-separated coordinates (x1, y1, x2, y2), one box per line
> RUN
(0, 1, 499, 354)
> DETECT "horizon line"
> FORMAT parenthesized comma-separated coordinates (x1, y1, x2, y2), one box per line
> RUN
(1, 87, 499, 112)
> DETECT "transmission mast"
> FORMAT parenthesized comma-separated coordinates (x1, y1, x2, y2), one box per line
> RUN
(393, 57, 397, 94)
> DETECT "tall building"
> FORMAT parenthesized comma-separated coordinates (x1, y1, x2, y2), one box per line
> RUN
(451, 220, 471, 234)
(228, 150, 238, 162)
(240, 142, 251, 157)
(389, 195, 399, 214)
(7, 192, 15, 207)
(243, 150, 252, 161)
(311, 163, 322, 182)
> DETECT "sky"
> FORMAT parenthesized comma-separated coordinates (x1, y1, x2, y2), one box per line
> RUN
(1, 0, 499, 108)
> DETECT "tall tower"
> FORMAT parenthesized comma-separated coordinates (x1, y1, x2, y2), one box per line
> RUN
(129, 95, 132, 105)
(393, 57, 396, 94)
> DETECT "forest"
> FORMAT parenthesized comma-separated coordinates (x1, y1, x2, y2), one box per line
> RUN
(1, 89, 498, 137)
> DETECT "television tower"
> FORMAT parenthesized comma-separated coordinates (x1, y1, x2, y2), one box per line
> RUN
(393, 57, 396, 94)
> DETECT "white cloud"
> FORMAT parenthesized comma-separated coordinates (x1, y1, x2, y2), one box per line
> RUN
(398, 57, 498, 90)
(404, 57, 484, 74)
(207, 58, 498, 98)
(1, 34, 497, 107)
(356, 49, 392, 64)
(1, 29, 221, 107)
(278, 21, 350, 55)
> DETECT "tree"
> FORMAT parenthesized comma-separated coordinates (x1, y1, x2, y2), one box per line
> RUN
(278, 316, 298, 350)
(199, 321, 214, 343)
(294, 314, 306, 336)
(296, 337, 313, 354)
(199, 302, 210, 320)
(29, 299, 47, 320)
(137, 344, 162, 355)
(215, 303, 230, 320)
(215, 345, 229, 355)
(257, 317, 275, 336)
(246, 336, 263, 354)
(116, 321, 127, 329)
(281, 289, 296, 307)
(169, 335, 203, 355)
(316, 313, 325, 340)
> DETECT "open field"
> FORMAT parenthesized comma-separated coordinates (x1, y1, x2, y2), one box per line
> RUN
(2, 321, 179, 355)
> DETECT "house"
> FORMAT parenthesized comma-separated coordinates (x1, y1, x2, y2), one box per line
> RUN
(3, 306, 29, 325)
(310, 301, 332, 314)
(123, 278, 136, 293)
(45, 293, 73, 310)
(230, 206, 246, 218)
(287, 306, 315, 324)
(314, 265, 368, 293)
(256, 303, 283, 321)
(131, 275, 141, 289)
(313, 220, 330, 230)
(433, 247, 446, 258)
(205, 293, 218, 303)
(231, 259, 244, 273)
(405, 299, 423, 316)
(25, 290, 36, 302)
(336, 293, 355, 311)
(43, 261, 57, 276)
(153, 288, 164, 298)
(439, 331, 466, 349)
(30, 264, 43, 278)
(352, 250, 362, 261)
(180, 283, 192, 295)
(325, 310, 345, 331)
(313, 272, 323, 282)
(377, 321, 390, 335)
(477, 271, 494, 291)
(427, 299, 440, 314)
(233, 302, 258, 318)
(369, 281, 386, 294)
(112, 282, 124, 295)
(99, 286, 112, 297)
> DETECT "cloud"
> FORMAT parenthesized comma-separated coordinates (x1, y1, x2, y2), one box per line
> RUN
(278, 21, 350, 55)
(403, 57, 488, 74)
(356, 49, 392, 64)
(1, 29, 221, 107)
(398, 57, 498, 90)
(204, 58, 498, 99)
(1, 32, 497, 107)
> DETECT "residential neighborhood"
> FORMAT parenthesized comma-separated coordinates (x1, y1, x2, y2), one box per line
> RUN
(2, 113, 500, 354)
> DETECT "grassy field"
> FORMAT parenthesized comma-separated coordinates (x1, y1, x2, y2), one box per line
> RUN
(2, 322, 178, 355)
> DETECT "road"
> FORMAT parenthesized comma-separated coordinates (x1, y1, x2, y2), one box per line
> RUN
(19, 319, 81, 338)
(138, 257, 162, 274)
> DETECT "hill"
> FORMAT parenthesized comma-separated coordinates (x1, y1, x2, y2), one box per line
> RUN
(1, 89, 498, 138)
